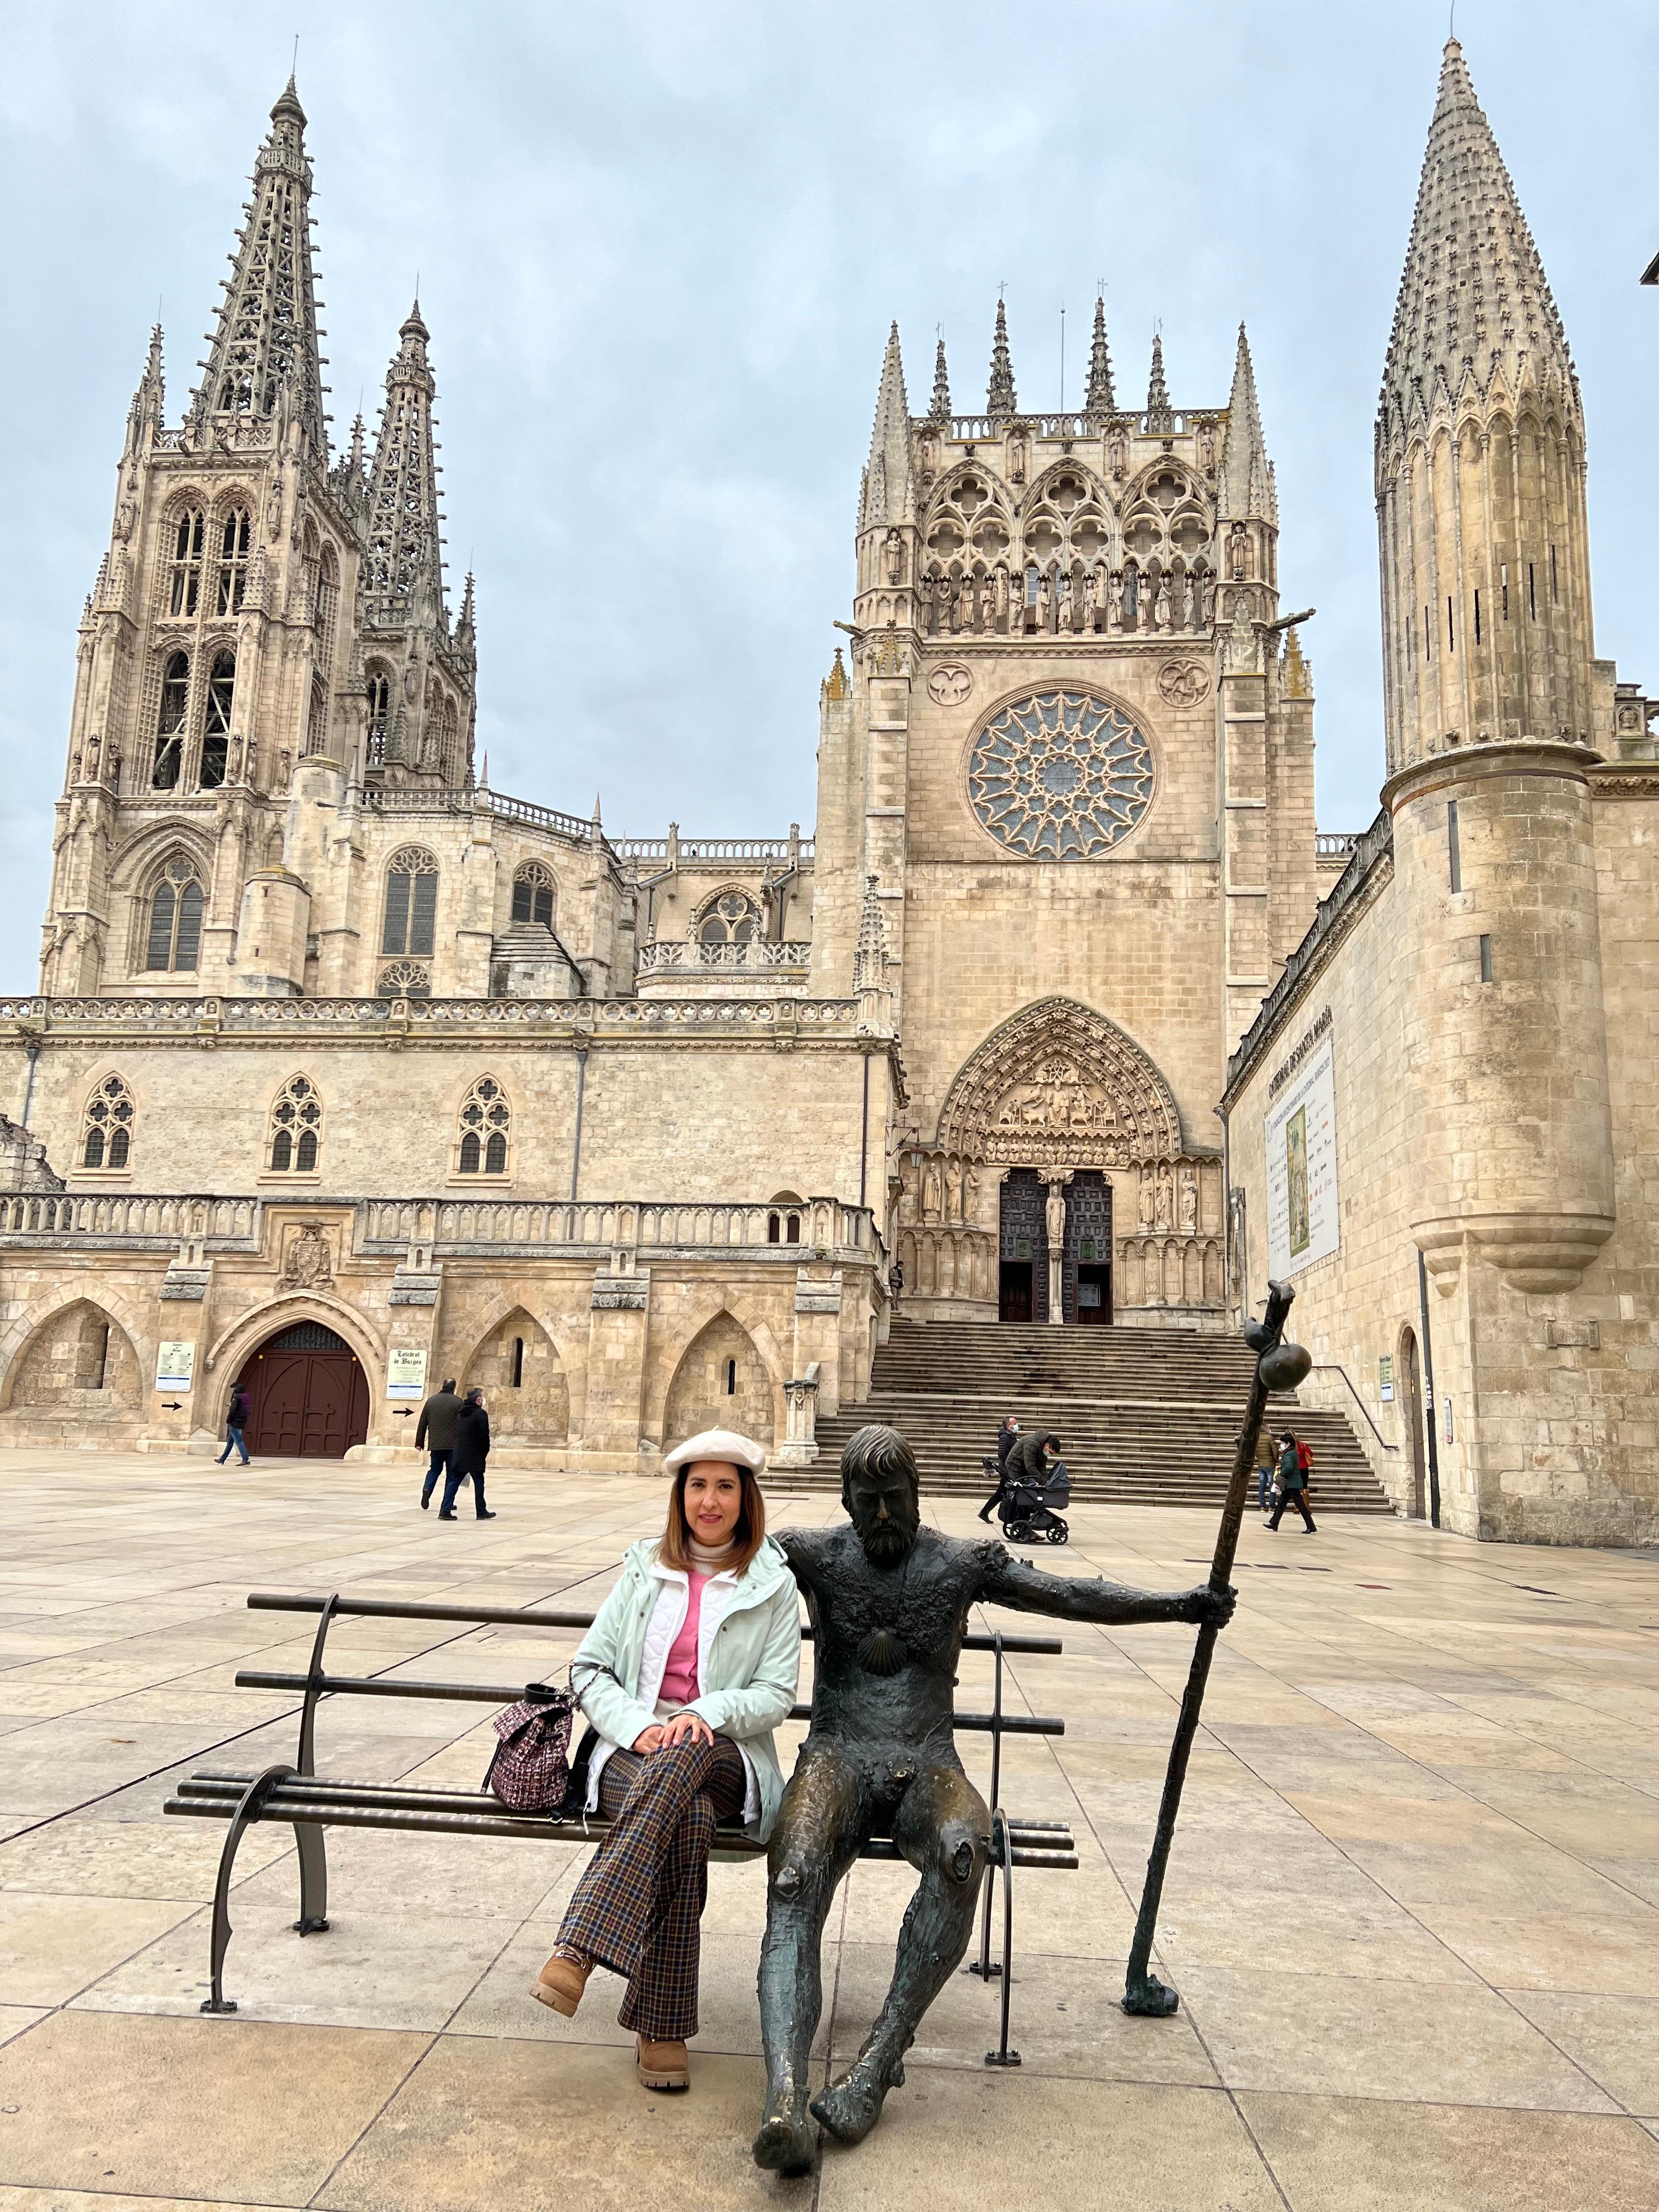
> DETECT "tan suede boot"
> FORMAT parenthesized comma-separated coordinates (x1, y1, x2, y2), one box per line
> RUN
(636, 2034, 690, 2091)
(529, 1948, 591, 2017)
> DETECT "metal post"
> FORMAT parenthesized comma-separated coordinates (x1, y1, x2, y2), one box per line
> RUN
(970, 1632, 1006, 1981)
(1417, 1249, 1442, 1529)
(984, 1812, 1021, 2067)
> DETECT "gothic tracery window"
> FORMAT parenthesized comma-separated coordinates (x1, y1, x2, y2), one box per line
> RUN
(268, 1074, 322, 1173)
(696, 890, 760, 948)
(216, 510, 251, 614)
(199, 650, 235, 789)
(966, 690, 1155, 860)
(153, 652, 189, 790)
(456, 1074, 510, 1176)
(81, 1074, 134, 1171)
(366, 672, 391, 765)
(168, 510, 205, 617)
(314, 546, 340, 678)
(382, 847, 438, 957)
(143, 857, 204, 972)
(511, 862, 555, 929)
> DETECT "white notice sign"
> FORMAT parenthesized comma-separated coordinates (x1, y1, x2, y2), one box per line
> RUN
(1265, 1037, 1340, 1278)
(387, 1347, 428, 1401)
(155, 1341, 195, 1393)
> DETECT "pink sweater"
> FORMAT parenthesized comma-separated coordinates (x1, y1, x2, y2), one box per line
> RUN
(659, 1571, 710, 1707)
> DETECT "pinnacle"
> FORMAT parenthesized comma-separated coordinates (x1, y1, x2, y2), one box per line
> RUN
(270, 74, 307, 128)
(1085, 296, 1115, 413)
(1379, 36, 1576, 439)
(929, 337, 951, 422)
(860, 321, 913, 532)
(401, 296, 430, 343)
(1218, 322, 1273, 521)
(1145, 331, 1172, 427)
(986, 297, 1016, 419)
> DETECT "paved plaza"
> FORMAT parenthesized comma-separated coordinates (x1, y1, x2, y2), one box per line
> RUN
(3, 1454, 1659, 2209)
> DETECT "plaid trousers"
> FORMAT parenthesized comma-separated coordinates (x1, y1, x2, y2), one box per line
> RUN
(556, 1734, 746, 2040)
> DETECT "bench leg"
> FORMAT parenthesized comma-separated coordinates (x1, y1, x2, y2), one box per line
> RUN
(292, 1818, 329, 1935)
(967, 1847, 1001, 1978)
(201, 1764, 294, 2015)
(984, 1811, 1021, 2068)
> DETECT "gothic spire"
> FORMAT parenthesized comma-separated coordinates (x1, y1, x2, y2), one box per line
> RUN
(854, 873, 889, 994)
(1217, 323, 1276, 523)
(189, 78, 328, 454)
(929, 337, 952, 423)
(365, 300, 445, 625)
(1145, 332, 1172, 431)
(986, 298, 1017, 419)
(1085, 296, 1115, 414)
(1380, 37, 1578, 445)
(125, 324, 166, 455)
(858, 321, 915, 532)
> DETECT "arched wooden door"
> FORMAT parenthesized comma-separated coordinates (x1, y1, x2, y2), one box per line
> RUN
(1398, 1325, 1426, 1519)
(238, 1322, 370, 1458)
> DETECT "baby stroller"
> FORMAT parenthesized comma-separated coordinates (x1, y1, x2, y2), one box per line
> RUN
(997, 1458, 1071, 1545)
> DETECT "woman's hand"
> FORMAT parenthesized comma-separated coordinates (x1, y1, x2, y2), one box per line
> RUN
(659, 1711, 713, 1749)
(631, 1725, 666, 1753)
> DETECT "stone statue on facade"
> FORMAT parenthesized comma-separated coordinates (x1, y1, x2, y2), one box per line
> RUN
(1036, 573, 1051, 631)
(1057, 572, 1074, 632)
(1182, 571, 1198, 630)
(944, 1156, 963, 1221)
(1044, 1180, 1067, 1250)
(1139, 1168, 1158, 1229)
(1228, 522, 1249, 580)
(883, 528, 903, 585)
(978, 569, 994, 630)
(1180, 1173, 1199, 1233)
(753, 1425, 1232, 2174)
(1154, 576, 1172, 632)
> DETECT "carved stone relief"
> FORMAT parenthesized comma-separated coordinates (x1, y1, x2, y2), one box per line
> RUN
(279, 1221, 335, 1289)
(927, 662, 972, 707)
(1157, 659, 1211, 708)
(938, 998, 1182, 1170)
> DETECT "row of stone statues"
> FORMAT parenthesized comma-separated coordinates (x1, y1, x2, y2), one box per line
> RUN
(921, 563, 1215, 639)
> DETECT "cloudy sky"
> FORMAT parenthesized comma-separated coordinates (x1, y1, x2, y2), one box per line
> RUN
(2, 0, 1654, 990)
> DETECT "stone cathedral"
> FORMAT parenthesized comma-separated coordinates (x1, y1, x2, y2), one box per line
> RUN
(2, 47, 1655, 1545)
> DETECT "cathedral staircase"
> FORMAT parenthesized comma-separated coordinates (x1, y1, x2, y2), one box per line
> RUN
(805, 1319, 1393, 1514)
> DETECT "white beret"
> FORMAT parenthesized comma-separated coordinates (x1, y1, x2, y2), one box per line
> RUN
(661, 1428, 769, 1476)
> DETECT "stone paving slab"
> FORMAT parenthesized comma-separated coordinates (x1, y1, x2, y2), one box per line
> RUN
(5, 1451, 1659, 2207)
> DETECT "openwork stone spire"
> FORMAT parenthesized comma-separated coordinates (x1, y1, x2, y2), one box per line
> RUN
(986, 298, 1017, 420)
(854, 873, 889, 994)
(1217, 324, 1276, 524)
(1144, 332, 1172, 431)
(1379, 37, 1578, 448)
(1085, 297, 1115, 414)
(189, 79, 327, 453)
(928, 337, 952, 423)
(365, 300, 445, 624)
(858, 322, 914, 532)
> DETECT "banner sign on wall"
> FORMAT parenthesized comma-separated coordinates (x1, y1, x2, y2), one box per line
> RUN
(387, 1347, 429, 1401)
(1265, 1036, 1340, 1278)
(155, 1341, 195, 1393)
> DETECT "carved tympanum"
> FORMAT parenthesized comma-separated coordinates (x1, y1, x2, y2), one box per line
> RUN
(938, 997, 1182, 1168)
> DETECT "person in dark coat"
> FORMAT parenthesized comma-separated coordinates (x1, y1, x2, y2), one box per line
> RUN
(977, 1416, 1021, 1522)
(1266, 1430, 1316, 1534)
(1007, 1429, 1062, 1493)
(416, 1378, 463, 1510)
(441, 1387, 496, 1520)
(217, 1384, 252, 1467)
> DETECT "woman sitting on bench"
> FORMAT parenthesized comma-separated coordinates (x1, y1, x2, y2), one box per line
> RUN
(532, 1429, 801, 2092)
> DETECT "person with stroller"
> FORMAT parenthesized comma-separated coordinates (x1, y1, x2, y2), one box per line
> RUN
(977, 1414, 1020, 1523)
(996, 1428, 1071, 1545)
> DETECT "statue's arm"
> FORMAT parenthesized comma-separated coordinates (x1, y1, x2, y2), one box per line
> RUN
(774, 1526, 825, 1593)
(977, 1542, 1234, 1630)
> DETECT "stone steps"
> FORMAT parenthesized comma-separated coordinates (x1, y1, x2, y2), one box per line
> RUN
(805, 1319, 1394, 1514)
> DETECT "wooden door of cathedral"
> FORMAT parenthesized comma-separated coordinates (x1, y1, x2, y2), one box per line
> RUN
(239, 1323, 370, 1458)
(1064, 1171, 1113, 1324)
(998, 1169, 1049, 1322)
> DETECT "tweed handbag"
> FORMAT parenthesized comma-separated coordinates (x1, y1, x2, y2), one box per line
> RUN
(484, 1661, 614, 1813)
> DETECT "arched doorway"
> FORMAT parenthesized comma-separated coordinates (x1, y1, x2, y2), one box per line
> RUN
(236, 1321, 370, 1458)
(1398, 1324, 1426, 1519)
(998, 1169, 1046, 1321)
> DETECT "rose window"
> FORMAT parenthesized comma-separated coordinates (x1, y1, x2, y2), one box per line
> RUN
(967, 691, 1154, 859)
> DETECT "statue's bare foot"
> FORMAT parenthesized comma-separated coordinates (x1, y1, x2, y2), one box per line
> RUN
(810, 2051, 904, 2145)
(752, 2107, 815, 2177)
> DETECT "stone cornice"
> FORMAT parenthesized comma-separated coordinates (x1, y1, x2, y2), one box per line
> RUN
(1382, 737, 1601, 814)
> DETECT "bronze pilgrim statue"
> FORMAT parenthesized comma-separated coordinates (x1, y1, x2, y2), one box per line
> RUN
(752, 1423, 1234, 2173)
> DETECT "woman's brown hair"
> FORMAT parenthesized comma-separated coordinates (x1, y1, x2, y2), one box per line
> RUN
(657, 1457, 768, 1575)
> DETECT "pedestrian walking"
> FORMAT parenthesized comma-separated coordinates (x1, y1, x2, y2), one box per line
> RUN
(978, 1414, 1020, 1522)
(439, 1387, 496, 1519)
(531, 1429, 799, 2094)
(217, 1384, 252, 1467)
(1266, 1429, 1317, 1533)
(416, 1377, 463, 1510)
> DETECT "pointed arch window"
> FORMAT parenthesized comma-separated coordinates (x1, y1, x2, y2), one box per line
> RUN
(81, 1074, 135, 1171)
(382, 847, 438, 957)
(268, 1074, 322, 1173)
(168, 510, 205, 617)
(307, 675, 329, 758)
(216, 510, 251, 614)
(456, 1074, 511, 1176)
(366, 672, 391, 765)
(153, 652, 190, 789)
(199, 650, 235, 789)
(511, 862, 555, 930)
(144, 857, 204, 972)
(696, 890, 760, 948)
(315, 546, 340, 678)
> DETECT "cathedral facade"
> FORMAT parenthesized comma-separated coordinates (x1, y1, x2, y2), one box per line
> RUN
(2, 48, 1654, 1541)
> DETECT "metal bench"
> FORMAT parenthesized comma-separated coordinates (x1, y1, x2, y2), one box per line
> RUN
(163, 1588, 1077, 2066)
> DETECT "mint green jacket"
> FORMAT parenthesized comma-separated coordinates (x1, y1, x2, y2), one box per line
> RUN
(572, 1534, 802, 1840)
